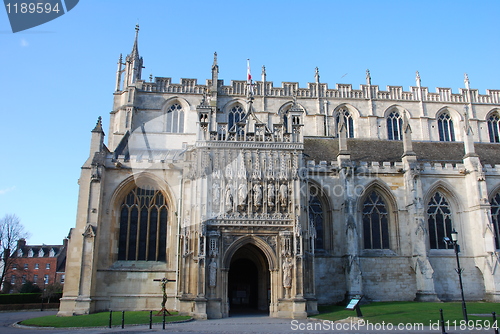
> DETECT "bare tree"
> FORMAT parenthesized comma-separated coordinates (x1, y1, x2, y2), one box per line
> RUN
(0, 214, 29, 292)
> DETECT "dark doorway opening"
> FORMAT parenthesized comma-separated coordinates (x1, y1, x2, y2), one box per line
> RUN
(228, 243, 270, 315)
(229, 258, 258, 310)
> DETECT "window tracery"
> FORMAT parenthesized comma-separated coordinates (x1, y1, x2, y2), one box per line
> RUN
(427, 191, 453, 249)
(487, 113, 500, 143)
(228, 105, 245, 131)
(490, 192, 500, 249)
(336, 108, 354, 138)
(437, 112, 455, 142)
(166, 103, 184, 133)
(387, 111, 403, 140)
(118, 185, 168, 261)
(362, 190, 390, 249)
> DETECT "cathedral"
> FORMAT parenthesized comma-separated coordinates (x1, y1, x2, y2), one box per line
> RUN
(58, 26, 500, 319)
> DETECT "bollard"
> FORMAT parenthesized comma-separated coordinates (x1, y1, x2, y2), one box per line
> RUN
(121, 311, 125, 329)
(149, 310, 153, 329)
(439, 309, 447, 334)
(109, 310, 112, 328)
(162, 310, 166, 330)
(493, 312, 499, 334)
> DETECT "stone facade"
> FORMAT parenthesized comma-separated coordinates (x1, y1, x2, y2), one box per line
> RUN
(59, 27, 500, 319)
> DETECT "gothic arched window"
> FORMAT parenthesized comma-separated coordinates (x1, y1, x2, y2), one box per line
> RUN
(438, 112, 455, 142)
(487, 113, 500, 143)
(166, 103, 184, 133)
(336, 108, 354, 138)
(490, 192, 500, 249)
(228, 105, 245, 131)
(427, 192, 453, 249)
(387, 111, 403, 140)
(309, 190, 324, 250)
(118, 185, 168, 261)
(362, 190, 390, 249)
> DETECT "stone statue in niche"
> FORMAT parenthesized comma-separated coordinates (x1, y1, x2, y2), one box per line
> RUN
(253, 183, 262, 207)
(209, 258, 217, 288)
(238, 182, 248, 206)
(267, 183, 275, 207)
(213, 182, 220, 206)
(279, 183, 288, 207)
(225, 186, 233, 209)
(282, 257, 293, 298)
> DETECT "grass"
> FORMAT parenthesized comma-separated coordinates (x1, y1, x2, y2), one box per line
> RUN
(312, 301, 500, 325)
(20, 311, 191, 328)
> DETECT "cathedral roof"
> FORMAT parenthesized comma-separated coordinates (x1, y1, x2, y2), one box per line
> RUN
(304, 137, 500, 166)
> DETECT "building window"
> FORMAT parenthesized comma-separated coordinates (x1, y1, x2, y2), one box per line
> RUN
(24, 263, 28, 270)
(336, 108, 354, 138)
(490, 192, 500, 249)
(44, 274, 49, 284)
(427, 192, 453, 249)
(165, 103, 184, 133)
(309, 189, 324, 250)
(35, 263, 39, 270)
(228, 105, 245, 131)
(12, 264, 17, 270)
(60, 274, 65, 284)
(45, 263, 50, 270)
(488, 113, 500, 143)
(22, 275, 26, 284)
(33, 275, 38, 284)
(387, 111, 403, 140)
(438, 112, 455, 142)
(10, 275, 15, 284)
(118, 185, 168, 261)
(362, 190, 390, 249)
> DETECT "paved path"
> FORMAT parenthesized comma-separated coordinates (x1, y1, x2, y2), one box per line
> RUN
(0, 310, 493, 333)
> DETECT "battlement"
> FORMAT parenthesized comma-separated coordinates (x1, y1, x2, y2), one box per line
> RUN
(139, 77, 500, 104)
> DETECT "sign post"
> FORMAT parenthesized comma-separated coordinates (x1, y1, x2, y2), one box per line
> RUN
(346, 295, 363, 317)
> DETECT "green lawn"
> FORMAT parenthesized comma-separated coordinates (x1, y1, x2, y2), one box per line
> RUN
(20, 311, 191, 328)
(312, 302, 500, 325)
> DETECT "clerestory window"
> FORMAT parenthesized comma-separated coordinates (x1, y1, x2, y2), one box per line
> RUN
(438, 113, 455, 142)
(488, 113, 500, 143)
(166, 103, 184, 133)
(387, 112, 403, 140)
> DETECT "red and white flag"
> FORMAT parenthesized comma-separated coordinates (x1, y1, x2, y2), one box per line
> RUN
(247, 59, 252, 84)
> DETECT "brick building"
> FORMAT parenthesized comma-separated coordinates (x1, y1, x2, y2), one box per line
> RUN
(6, 238, 67, 293)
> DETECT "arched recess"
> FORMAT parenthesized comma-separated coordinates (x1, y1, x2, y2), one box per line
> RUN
(308, 180, 333, 252)
(222, 235, 277, 271)
(423, 181, 463, 250)
(109, 173, 176, 263)
(357, 180, 400, 252)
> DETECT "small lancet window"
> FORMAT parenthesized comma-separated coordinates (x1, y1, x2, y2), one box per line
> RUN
(487, 113, 500, 143)
(166, 103, 184, 133)
(336, 108, 354, 138)
(387, 112, 403, 140)
(228, 105, 245, 131)
(438, 113, 455, 142)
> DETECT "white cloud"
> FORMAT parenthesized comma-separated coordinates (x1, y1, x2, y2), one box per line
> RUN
(0, 186, 16, 195)
(20, 39, 28, 47)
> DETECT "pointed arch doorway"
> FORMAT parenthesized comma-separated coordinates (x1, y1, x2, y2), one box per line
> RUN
(228, 243, 270, 315)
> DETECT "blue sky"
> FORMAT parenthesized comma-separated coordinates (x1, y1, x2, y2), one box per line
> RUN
(1, 0, 499, 245)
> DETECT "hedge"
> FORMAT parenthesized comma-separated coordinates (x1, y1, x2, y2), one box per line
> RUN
(0, 293, 42, 304)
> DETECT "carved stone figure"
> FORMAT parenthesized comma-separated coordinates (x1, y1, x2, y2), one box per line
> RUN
(238, 182, 248, 206)
(209, 259, 217, 288)
(279, 183, 288, 207)
(213, 182, 220, 205)
(225, 186, 233, 209)
(253, 183, 262, 207)
(283, 257, 293, 290)
(267, 183, 275, 207)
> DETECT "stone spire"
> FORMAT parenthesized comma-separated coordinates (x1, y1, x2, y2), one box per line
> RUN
(315, 67, 320, 83)
(115, 53, 123, 92)
(415, 71, 421, 87)
(211, 52, 219, 92)
(366, 69, 371, 85)
(463, 105, 477, 158)
(90, 116, 105, 154)
(124, 24, 143, 86)
(464, 73, 470, 90)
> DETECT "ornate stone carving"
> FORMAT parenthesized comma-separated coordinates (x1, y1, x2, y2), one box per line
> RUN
(267, 183, 275, 207)
(279, 183, 288, 207)
(253, 183, 262, 207)
(238, 182, 248, 206)
(208, 258, 217, 288)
